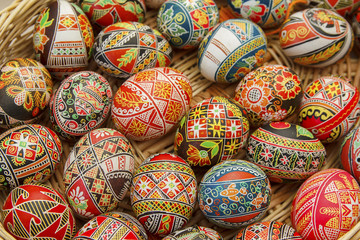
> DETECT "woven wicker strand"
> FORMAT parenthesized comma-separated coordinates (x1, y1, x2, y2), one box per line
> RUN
(0, 0, 360, 240)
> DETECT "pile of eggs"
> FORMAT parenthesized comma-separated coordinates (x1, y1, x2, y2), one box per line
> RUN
(0, 0, 360, 239)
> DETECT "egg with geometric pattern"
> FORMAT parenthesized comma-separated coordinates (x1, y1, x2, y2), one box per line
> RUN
(298, 76, 360, 143)
(112, 67, 192, 141)
(163, 225, 223, 240)
(291, 168, 360, 240)
(93, 21, 173, 79)
(63, 128, 135, 220)
(74, 212, 147, 239)
(130, 153, 197, 237)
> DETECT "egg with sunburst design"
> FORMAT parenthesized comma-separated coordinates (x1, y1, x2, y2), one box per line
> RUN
(50, 71, 113, 141)
(130, 153, 197, 237)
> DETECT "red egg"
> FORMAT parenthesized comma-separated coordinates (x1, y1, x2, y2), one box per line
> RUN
(291, 169, 360, 240)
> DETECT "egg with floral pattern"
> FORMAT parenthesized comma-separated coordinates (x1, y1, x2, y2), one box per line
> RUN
(112, 67, 192, 141)
(174, 96, 249, 167)
(298, 76, 360, 143)
(130, 153, 197, 237)
(157, 0, 219, 49)
(64, 128, 135, 220)
(33, 0, 94, 80)
(74, 212, 147, 239)
(247, 122, 326, 183)
(234, 65, 302, 127)
(49, 71, 113, 141)
(198, 19, 267, 83)
(163, 225, 223, 239)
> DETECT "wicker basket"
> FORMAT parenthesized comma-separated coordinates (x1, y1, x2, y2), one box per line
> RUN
(0, 0, 360, 240)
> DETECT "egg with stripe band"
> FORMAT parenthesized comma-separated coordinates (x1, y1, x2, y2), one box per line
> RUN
(340, 127, 360, 183)
(163, 225, 223, 240)
(234, 65, 302, 127)
(33, 0, 94, 80)
(2, 184, 76, 240)
(74, 212, 147, 239)
(63, 128, 135, 220)
(49, 71, 113, 141)
(198, 19, 267, 83)
(0, 124, 62, 190)
(0, 58, 53, 129)
(112, 67, 192, 141)
(130, 153, 197, 237)
(308, 0, 360, 17)
(81, 0, 146, 32)
(156, 0, 219, 49)
(227, 0, 290, 28)
(174, 96, 249, 167)
(279, 8, 353, 67)
(198, 160, 271, 229)
(298, 76, 360, 143)
(93, 21, 173, 79)
(291, 169, 360, 240)
(247, 122, 326, 183)
(233, 221, 302, 240)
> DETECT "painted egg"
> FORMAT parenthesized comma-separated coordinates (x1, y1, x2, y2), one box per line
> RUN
(198, 160, 271, 229)
(81, 0, 146, 32)
(279, 8, 353, 67)
(291, 168, 360, 239)
(130, 153, 197, 236)
(198, 19, 267, 83)
(0, 58, 53, 129)
(2, 184, 76, 240)
(233, 221, 302, 240)
(63, 128, 135, 220)
(33, 0, 94, 80)
(74, 212, 147, 239)
(93, 21, 173, 79)
(0, 124, 62, 190)
(157, 0, 219, 49)
(309, 0, 360, 17)
(163, 225, 223, 240)
(227, 0, 290, 28)
(247, 122, 326, 183)
(233, 65, 302, 127)
(340, 127, 360, 183)
(298, 76, 360, 143)
(112, 67, 192, 141)
(174, 96, 249, 167)
(49, 71, 113, 141)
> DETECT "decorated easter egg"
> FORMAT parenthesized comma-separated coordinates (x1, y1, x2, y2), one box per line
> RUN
(130, 153, 197, 236)
(63, 128, 135, 220)
(112, 67, 192, 141)
(233, 221, 302, 240)
(298, 76, 360, 143)
(74, 212, 147, 239)
(163, 225, 223, 240)
(291, 169, 360, 239)
(81, 0, 146, 32)
(198, 160, 271, 229)
(0, 124, 62, 190)
(227, 0, 290, 28)
(309, 0, 360, 17)
(2, 184, 76, 240)
(247, 122, 326, 183)
(174, 96, 249, 167)
(279, 8, 353, 67)
(33, 0, 94, 80)
(0, 58, 53, 129)
(49, 71, 113, 140)
(157, 0, 219, 49)
(234, 65, 302, 127)
(340, 127, 360, 183)
(198, 19, 267, 83)
(93, 21, 173, 79)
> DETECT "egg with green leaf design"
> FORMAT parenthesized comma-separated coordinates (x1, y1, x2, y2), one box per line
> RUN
(247, 121, 326, 183)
